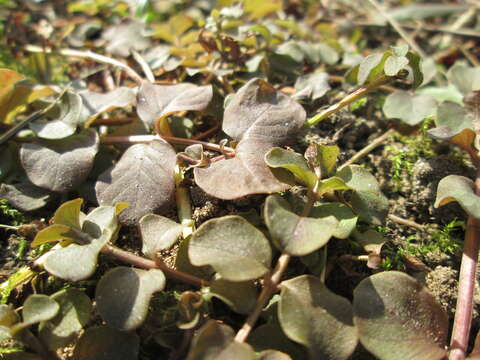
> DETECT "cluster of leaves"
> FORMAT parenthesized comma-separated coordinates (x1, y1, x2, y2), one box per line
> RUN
(1, 0, 480, 359)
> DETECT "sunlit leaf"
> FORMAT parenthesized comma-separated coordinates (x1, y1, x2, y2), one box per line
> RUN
(383, 91, 437, 126)
(96, 267, 165, 330)
(304, 144, 340, 178)
(54, 198, 83, 229)
(244, 0, 281, 19)
(20, 129, 99, 193)
(353, 271, 448, 360)
(39, 289, 92, 350)
(189, 215, 271, 281)
(279, 275, 358, 359)
(43, 230, 111, 281)
(137, 82, 212, 126)
(264, 195, 338, 256)
(30, 91, 83, 139)
(73, 326, 140, 360)
(96, 141, 177, 225)
(265, 147, 317, 189)
(435, 175, 480, 218)
(195, 78, 305, 199)
(139, 214, 183, 259)
(153, 14, 194, 43)
(79, 87, 136, 125)
(186, 320, 256, 360)
(31, 224, 72, 247)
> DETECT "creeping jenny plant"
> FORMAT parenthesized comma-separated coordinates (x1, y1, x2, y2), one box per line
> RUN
(1, 1, 480, 359)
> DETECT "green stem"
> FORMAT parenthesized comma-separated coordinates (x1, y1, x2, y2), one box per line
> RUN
(306, 75, 392, 126)
(175, 165, 195, 238)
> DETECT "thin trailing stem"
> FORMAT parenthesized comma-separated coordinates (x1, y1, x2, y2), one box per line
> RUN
(449, 168, 480, 360)
(101, 244, 207, 288)
(234, 182, 320, 343)
(338, 128, 395, 171)
(0, 86, 69, 146)
(24, 45, 143, 84)
(306, 75, 392, 126)
(234, 253, 291, 343)
(101, 134, 235, 154)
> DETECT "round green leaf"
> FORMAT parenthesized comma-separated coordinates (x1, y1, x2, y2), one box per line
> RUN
(384, 55, 409, 77)
(353, 271, 448, 360)
(186, 320, 255, 360)
(43, 230, 111, 281)
(139, 214, 183, 259)
(264, 195, 338, 256)
(189, 215, 272, 281)
(310, 203, 358, 239)
(39, 288, 92, 350)
(336, 165, 381, 192)
(265, 147, 317, 188)
(435, 175, 480, 218)
(74, 326, 139, 360)
(383, 91, 437, 126)
(22, 295, 59, 326)
(279, 275, 358, 360)
(95, 267, 166, 331)
(447, 62, 480, 94)
(11, 295, 59, 335)
(30, 91, 82, 139)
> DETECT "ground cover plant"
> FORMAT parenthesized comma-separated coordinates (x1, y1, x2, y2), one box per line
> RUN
(0, 0, 480, 359)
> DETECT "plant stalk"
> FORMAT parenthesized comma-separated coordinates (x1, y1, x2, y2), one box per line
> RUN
(234, 184, 319, 343)
(101, 134, 235, 154)
(449, 169, 480, 360)
(101, 244, 207, 288)
(306, 75, 391, 126)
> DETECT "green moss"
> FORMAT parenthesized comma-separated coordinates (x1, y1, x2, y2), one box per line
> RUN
(386, 119, 435, 191)
(0, 200, 28, 227)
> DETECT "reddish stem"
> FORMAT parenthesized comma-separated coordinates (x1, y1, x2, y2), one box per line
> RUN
(101, 244, 207, 288)
(449, 169, 480, 360)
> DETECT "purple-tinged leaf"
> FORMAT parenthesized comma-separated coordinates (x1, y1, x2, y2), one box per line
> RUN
(189, 215, 272, 281)
(137, 82, 212, 126)
(20, 129, 99, 193)
(95, 141, 176, 225)
(264, 195, 338, 256)
(102, 20, 151, 57)
(353, 271, 448, 360)
(95, 267, 165, 331)
(279, 275, 358, 360)
(79, 87, 136, 125)
(194, 140, 293, 200)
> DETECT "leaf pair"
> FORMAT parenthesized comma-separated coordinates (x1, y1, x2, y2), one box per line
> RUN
(278, 272, 448, 360)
